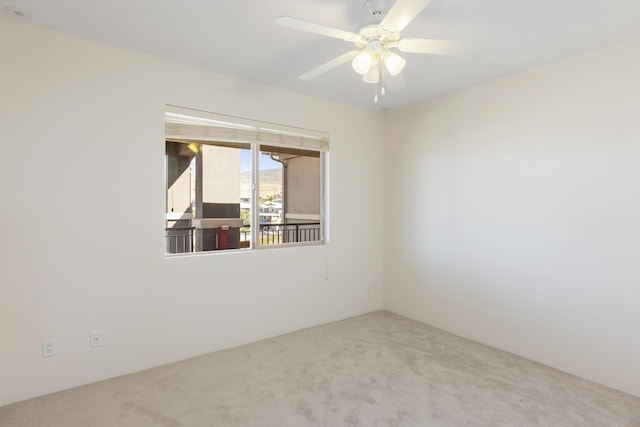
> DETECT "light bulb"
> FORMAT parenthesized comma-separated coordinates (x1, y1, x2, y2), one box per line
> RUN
(384, 52, 406, 76)
(352, 52, 372, 75)
(363, 63, 379, 84)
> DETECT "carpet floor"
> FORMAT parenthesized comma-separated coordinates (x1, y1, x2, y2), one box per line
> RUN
(1, 310, 639, 426)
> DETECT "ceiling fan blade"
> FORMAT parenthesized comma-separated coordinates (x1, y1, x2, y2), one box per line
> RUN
(384, 72, 407, 92)
(381, 0, 433, 32)
(275, 16, 361, 42)
(398, 38, 485, 56)
(299, 51, 360, 80)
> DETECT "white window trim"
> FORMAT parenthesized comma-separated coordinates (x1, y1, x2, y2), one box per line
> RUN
(165, 106, 329, 152)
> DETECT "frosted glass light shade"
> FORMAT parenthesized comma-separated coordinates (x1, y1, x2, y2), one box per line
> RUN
(384, 52, 406, 76)
(352, 52, 372, 75)
(363, 63, 379, 83)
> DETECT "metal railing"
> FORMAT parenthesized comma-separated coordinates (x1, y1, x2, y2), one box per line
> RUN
(165, 226, 194, 254)
(259, 222, 321, 245)
(167, 222, 320, 253)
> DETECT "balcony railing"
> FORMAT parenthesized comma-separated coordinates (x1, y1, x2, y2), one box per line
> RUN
(258, 222, 321, 245)
(167, 222, 320, 253)
(166, 226, 194, 254)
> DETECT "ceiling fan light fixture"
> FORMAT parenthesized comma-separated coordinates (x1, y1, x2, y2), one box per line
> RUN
(276, 0, 469, 101)
(352, 51, 372, 74)
(363, 63, 380, 83)
(384, 52, 406, 76)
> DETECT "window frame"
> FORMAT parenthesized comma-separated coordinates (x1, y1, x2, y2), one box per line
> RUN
(164, 106, 328, 255)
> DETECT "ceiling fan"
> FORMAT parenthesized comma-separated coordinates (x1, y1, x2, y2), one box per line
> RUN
(275, 0, 480, 102)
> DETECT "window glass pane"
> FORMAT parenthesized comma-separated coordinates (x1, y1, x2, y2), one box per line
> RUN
(258, 151, 283, 245)
(258, 145, 321, 246)
(166, 140, 251, 253)
(166, 141, 195, 253)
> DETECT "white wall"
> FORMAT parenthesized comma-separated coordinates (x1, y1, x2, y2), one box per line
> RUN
(384, 37, 640, 397)
(0, 18, 384, 406)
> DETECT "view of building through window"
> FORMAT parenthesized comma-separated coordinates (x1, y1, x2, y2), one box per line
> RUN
(165, 110, 326, 254)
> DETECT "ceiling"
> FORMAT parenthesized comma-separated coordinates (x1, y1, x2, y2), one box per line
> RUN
(4, 0, 640, 111)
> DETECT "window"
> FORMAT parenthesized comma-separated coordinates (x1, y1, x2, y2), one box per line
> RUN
(165, 107, 328, 254)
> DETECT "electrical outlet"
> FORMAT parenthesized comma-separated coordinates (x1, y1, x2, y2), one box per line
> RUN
(366, 282, 373, 293)
(90, 330, 103, 348)
(43, 339, 57, 357)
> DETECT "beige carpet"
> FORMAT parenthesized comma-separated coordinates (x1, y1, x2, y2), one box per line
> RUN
(1, 311, 639, 426)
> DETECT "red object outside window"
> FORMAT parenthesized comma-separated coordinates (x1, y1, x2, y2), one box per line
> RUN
(216, 225, 233, 249)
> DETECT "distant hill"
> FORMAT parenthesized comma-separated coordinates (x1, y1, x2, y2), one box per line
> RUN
(241, 168, 282, 199)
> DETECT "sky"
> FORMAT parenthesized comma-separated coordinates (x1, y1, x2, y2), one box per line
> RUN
(241, 149, 282, 172)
